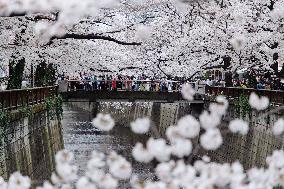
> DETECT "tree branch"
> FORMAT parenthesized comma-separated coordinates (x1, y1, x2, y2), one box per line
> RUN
(119, 67, 142, 72)
(25, 12, 59, 22)
(48, 33, 142, 46)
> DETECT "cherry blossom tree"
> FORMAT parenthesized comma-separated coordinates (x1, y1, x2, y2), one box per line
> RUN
(0, 0, 284, 77)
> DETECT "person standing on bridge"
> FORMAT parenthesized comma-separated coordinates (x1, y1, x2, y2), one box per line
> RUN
(111, 76, 117, 91)
(145, 77, 151, 91)
(168, 77, 173, 92)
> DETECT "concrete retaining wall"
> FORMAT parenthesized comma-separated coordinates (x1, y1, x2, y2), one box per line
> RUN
(202, 103, 284, 169)
(0, 110, 63, 183)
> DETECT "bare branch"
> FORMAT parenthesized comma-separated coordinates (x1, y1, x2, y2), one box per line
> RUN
(48, 33, 142, 46)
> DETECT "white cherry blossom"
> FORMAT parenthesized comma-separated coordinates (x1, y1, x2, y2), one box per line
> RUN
(166, 125, 183, 142)
(229, 119, 249, 135)
(97, 174, 118, 189)
(36, 181, 54, 189)
(55, 149, 74, 164)
(176, 115, 200, 138)
(144, 181, 167, 189)
(155, 161, 175, 182)
(87, 155, 106, 170)
(132, 142, 154, 163)
(170, 139, 192, 158)
(249, 93, 270, 111)
(92, 113, 115, 131)
(199, 111, 221, 130)
(272, 118, 284, 136)
(0, 177, 7, 189)
(86, 168, 105, 183)
(130, 117, 151, 134)
(181, 83, 195, 101)
(147, 138, 171, 162)
(109, 158, 132, 180)
(209, 96, 229, 117)
(200, 128, 223, 150)
(266, 150, 284, 169)
(8, 172, 31, 189)
(56, 163, 78, 184)
(76, 177, 96, 189)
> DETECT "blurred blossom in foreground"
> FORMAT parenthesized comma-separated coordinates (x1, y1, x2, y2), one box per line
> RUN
(272, 118, 284, 136)
(135, 25, 152, 41)
(176, 115, 200, 138)
(130, 117, 151, 134)
(209, 95, 229, 117)
(200, 128, 223, 150)
(249, 92, 269, 111)
(132, 142, 153, 163)
(92, 113, 115, 131)
(199, 110, 221, 130)
(8, 172, 31, 189)
(181, 83, 195, 101)
(229, 119, 249, 135)
(230, 34, 246, 50)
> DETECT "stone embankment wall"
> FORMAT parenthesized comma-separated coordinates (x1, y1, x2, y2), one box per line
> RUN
(0, 109, 63, 183)
(203, 101, 284, 169)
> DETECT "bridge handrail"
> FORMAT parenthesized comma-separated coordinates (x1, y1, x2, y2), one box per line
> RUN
(0, 86, 58, 111)
(206, 86, 284, 104)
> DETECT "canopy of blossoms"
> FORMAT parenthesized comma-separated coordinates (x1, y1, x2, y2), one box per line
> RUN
(0, 0, 283, 78)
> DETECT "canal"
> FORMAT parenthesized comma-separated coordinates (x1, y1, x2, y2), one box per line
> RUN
(1, 100, 282, 187)
(61, 101, 194, 187)
(0, 100, 196, 186)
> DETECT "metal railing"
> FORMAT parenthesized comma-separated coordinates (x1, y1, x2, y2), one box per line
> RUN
(206, 86, 284, 104)
(0, 86, 58, 111)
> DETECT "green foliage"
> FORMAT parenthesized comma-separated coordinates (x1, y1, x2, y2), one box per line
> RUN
(202, 72, 209, 80)
(7, 56, 25, 90)
(247, 73, 257, 88)
(0, 110, 10, 145)
(55, 95, 63, 119)
(235, 94, 252, 118)
(35, 62, 57, 87)
(45, 95, 63, 120)
(19, 106, 33, 119)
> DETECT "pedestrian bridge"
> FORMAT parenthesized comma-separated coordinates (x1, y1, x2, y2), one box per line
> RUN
(0, 84, 282, 110)
(58, 80, 284, 104)
(59, 80, 206, 102)
(61, 90, 205, 103)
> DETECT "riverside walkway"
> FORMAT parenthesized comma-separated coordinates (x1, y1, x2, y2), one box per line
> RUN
(0, 86, 58, 111)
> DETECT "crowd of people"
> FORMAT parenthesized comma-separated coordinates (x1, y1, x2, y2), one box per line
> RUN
(232, 77, 284, 91)
(57, 72, 284, 92)
(61, 74, 192, 92)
